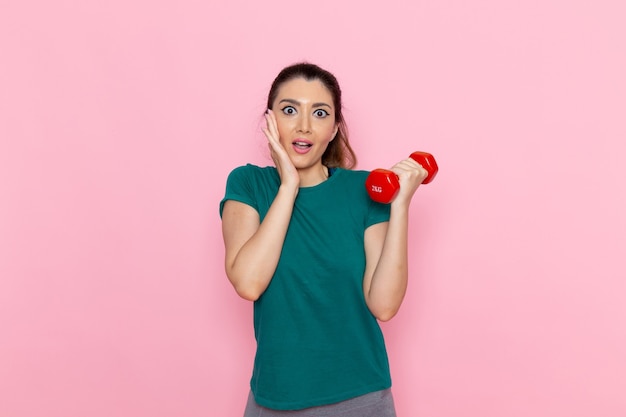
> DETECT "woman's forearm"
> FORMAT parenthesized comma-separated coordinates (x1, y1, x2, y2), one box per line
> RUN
(366, 203, 410, 321)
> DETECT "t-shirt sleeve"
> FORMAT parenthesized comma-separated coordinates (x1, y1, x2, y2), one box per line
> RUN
(219, 165, 259, 218)
(365, 197, 391, 228)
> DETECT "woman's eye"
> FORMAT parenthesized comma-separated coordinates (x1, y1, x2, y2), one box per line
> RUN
(282, 106, 296, 115)
(314, 109, 329, 117)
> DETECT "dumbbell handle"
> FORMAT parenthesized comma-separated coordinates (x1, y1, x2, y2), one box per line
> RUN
(365, 151, 438, 203)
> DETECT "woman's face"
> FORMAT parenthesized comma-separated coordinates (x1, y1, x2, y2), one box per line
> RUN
(270, 77, 338, 170)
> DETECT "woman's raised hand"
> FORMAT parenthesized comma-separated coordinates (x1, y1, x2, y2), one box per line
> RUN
(263, 109, 300, 190)
(389, 157, 429, 206)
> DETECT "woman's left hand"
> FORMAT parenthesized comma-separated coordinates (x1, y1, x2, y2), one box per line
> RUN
(389, 157, 429, 206)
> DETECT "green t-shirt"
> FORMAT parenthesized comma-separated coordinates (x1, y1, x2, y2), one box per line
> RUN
(219, 164, 392, 410)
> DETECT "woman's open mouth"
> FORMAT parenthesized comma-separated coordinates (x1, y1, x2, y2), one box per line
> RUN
(292, 140, 312, 154)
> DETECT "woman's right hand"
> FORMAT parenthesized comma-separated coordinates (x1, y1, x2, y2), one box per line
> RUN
(263, 109, 300, 190)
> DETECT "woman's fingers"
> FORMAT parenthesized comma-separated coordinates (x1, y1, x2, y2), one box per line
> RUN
(264, 110, 285, 156)
(266, 109, 279, 139)
(390, 158, 429, 203)
(262, 109, 300, 188)
(263, 111, 277, 143)
(394, 158, 428, 180)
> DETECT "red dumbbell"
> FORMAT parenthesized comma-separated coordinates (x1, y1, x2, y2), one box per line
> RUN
(365, 151, 438, 204)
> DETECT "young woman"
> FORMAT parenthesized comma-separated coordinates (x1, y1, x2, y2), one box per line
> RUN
(219, 62, 428, 416)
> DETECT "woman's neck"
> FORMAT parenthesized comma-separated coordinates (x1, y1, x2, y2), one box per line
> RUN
(298, 165, 329, 188)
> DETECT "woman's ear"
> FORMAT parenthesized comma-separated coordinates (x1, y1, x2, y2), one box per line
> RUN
(331, 125, 338, 140)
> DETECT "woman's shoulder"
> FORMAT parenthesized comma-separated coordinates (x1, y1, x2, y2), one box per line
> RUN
(227, 163, 277, 179)
(228, 163, 274, 174)
(333, 167, 371, 182)
(225, 164, 279, 190)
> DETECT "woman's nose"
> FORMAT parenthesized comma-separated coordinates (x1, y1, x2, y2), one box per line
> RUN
(297, 114, 311, 133)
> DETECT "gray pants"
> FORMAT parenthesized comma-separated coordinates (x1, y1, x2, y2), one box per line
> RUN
(243, 389, 397, 417)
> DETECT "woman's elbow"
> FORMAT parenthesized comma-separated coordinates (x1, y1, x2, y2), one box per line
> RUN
(374, 308, 399, 322)
(234, 286, 261, 301)
(226, 266, 261, 301)
(230, 278, 264, 301)
(367, 301, 400, 322)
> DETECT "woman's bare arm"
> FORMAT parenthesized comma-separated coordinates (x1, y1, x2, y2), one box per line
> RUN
(362, 157, 428, 321)
(221, 184, 297, 301)
(221, 110, 300, 301)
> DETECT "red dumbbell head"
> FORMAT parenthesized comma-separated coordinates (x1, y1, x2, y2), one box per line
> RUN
(365, 169, 400, 204)
(409, 151, 438, 184)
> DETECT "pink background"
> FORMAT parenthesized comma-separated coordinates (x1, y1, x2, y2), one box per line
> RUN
(1, 0, 625, 416)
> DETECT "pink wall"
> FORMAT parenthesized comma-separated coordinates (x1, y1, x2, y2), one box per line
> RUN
(2, 1, 625, 416)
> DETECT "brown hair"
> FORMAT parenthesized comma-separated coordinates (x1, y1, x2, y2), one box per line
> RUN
(266, 62, 357, 169)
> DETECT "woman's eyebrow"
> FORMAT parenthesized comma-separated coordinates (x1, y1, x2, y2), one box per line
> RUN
(278, 98, 332, 109)
(278, 98, 300, 106)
